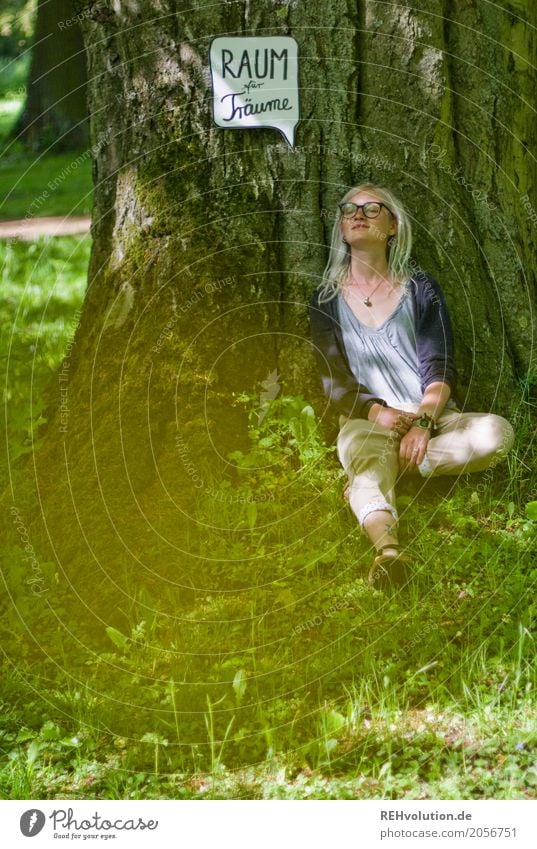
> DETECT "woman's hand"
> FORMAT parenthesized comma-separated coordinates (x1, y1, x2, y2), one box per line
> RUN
(368, 404, 416, 436)
(399, 426, 430, 471)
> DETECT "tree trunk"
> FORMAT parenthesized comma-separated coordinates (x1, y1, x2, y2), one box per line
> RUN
(11, 0, 88, 151)
(12, 0, 537, 624)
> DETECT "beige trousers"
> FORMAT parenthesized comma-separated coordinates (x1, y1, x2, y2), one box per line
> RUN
(336, 405, 515, 527)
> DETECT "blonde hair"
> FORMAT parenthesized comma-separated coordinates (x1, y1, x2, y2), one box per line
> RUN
(316, 182, 414, 303)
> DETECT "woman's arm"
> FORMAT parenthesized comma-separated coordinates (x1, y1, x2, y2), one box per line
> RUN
(414, 275, 457, 396)
(417, 380, 452, 420)
(398, 380, 451, 470)
(400, 275, 457, 471)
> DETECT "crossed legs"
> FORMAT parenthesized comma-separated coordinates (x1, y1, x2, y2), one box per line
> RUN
(337, 408, 515, 550)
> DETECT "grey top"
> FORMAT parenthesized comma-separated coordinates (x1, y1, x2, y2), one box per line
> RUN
(337, 284, 457, 410)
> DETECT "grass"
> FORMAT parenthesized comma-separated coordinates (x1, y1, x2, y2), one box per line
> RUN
(0, 237, 535, 799)
(0, 147, 94, 219)
(0, 96, 535, 797)
(0, 234, 90, 473)
(0, 61, 93, 221)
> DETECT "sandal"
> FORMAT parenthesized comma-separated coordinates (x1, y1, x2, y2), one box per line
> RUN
(368, 545, 412, 589)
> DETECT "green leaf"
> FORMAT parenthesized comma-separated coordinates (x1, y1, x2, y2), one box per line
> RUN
(26, 740, 43, 765)
(525, 501, 537, 521)
(40, 720, 61, 740)
(59, 736, 81, 748)
(232, 668, 248, 704)
(226, 450, 244, 462)
(219, 656, 250, 669)
(141, 732, 168, 746)
(105, 626, 129, 652)
(15, 729, 36, 743)
(324, 710, 346, 735)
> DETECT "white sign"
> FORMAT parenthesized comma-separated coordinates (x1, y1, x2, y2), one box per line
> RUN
(210, 36, 299, 147)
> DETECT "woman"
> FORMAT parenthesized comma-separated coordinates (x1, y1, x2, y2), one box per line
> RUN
(309, 182, 514, 588)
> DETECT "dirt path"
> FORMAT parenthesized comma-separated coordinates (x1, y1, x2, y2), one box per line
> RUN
(0, 216, 91, 240)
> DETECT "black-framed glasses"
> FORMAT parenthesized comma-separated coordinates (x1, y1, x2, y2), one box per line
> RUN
(338, 201, 393, 219)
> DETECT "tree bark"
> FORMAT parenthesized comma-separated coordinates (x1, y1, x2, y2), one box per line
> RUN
(11, 0, 537, 623)
(11, 0, 89, 151)
(74, 0, 536, 411)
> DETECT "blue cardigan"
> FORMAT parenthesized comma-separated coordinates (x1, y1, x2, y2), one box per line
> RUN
(308, 273, 457, 419)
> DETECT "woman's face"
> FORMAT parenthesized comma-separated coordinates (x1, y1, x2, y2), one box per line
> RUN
(339, 191, 397, 249)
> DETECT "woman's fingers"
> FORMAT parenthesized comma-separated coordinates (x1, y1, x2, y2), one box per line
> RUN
(401, 445, 417, 460)
(385, 409, 419, 438)
(395, 412, 415, 435)
(399, 430, 429, 468)
(411, 446, 423, 465)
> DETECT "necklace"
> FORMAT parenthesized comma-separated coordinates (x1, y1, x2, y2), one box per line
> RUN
(346, 272, 387, 307)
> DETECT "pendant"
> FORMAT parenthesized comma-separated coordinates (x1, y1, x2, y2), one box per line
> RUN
(363, 297, 372, 307)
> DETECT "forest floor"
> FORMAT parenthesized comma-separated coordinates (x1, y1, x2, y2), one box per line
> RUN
(0, 86, 536, 801)
(1, 234, 536, 801)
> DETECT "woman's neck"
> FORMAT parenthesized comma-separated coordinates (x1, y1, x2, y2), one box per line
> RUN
(347, 248, 391, 285)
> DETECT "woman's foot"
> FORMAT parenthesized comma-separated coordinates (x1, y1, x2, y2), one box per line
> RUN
(368, 545, 412, 589)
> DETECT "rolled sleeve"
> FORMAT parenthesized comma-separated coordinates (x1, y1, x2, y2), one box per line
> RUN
(414, 276, 457, 393)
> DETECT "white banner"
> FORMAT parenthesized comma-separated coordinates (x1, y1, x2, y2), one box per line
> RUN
(3, 799, 536, 848)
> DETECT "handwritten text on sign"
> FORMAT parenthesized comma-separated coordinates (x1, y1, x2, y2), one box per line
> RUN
(210, 37, 299, 147)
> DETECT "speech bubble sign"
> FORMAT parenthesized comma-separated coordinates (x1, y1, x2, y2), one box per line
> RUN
(210, 36, 299, 147)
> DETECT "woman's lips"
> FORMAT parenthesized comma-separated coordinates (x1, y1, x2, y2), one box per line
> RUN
(352, 224, 369, 229)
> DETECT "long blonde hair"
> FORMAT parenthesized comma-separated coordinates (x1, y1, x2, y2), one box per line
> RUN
(317, 182, 414, 303)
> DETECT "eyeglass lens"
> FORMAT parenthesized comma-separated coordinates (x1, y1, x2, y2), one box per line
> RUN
(340, 202, 383, 219)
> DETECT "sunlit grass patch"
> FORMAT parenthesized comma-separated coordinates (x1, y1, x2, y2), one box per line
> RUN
(0, 234, 89, 468)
